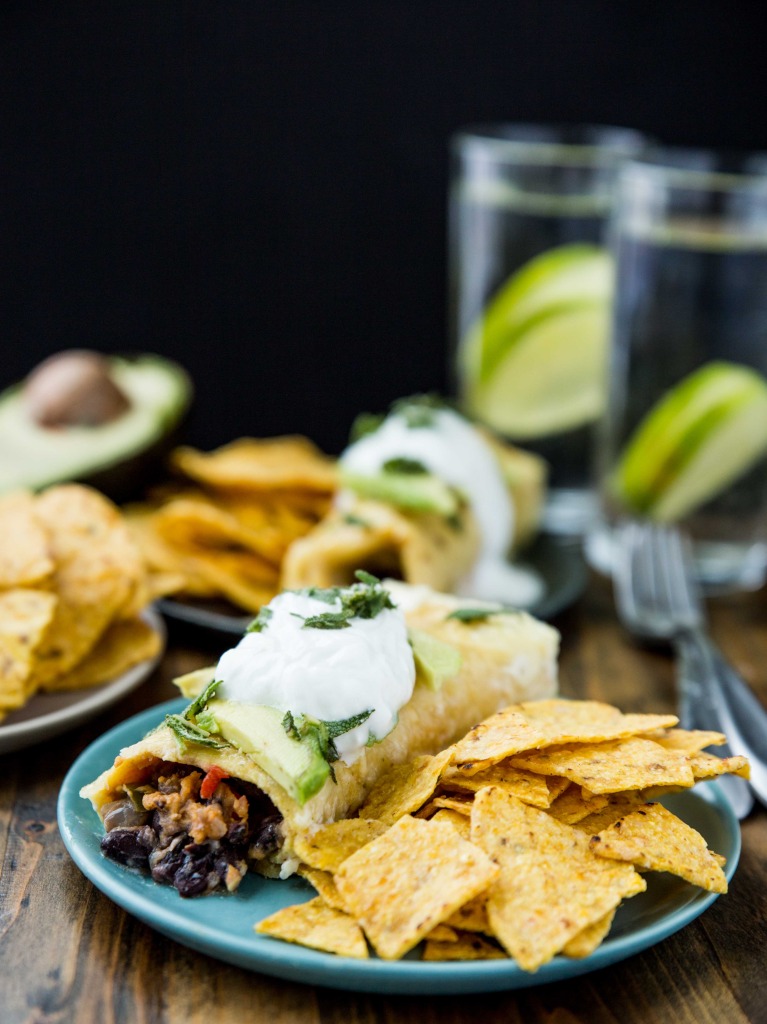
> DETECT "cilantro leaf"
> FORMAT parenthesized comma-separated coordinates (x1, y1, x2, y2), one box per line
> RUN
(246, 607, 273, 633)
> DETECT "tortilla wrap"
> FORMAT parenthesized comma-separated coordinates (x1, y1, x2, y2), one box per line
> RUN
(279, 498, 481, 593)
(81, 590, 558, 875)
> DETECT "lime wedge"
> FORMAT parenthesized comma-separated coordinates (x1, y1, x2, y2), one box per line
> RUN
(613, 361, 767, 522)
(466, 300, 610, 438)
(462, 243, 612, 387)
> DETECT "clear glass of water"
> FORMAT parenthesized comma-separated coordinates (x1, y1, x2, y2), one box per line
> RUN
(588, 150, 767, 590)
(450, 123, 647, 536)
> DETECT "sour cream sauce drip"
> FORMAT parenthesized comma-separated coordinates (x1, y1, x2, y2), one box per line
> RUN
(340, 406, 514, 561)
(215, 588, 416, 764)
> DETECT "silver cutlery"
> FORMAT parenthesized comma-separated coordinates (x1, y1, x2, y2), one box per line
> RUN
(613, 519, 767, 818)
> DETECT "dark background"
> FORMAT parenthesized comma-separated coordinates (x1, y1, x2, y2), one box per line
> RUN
(3, 1, 767, 453)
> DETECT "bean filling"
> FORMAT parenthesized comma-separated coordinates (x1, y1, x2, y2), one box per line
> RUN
(99, 763, 283, 897)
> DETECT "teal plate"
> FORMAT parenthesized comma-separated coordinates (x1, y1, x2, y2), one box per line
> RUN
(58, 700, 741, 995)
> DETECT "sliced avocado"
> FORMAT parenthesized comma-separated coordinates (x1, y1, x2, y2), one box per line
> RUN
(408, 627, 462, 690)
(208, 699, 330, 805)
(340, 468, 460, 517)
(173, 666, 216, 699)
(0, 353, 192, 501)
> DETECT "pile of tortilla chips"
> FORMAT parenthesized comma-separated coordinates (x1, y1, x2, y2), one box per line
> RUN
(256, 699, 749, 971)
(125, 437, 336, 612)
(0, 485, 165, 721)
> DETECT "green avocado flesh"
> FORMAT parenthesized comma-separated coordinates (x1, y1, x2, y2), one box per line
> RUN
(340, 468, 460, 516)
(408, 628, 462, 690)
(208, 699, 330, 805)
(0, 354, 191, 495)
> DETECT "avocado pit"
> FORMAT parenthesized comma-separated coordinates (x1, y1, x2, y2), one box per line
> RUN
(23, 350, 132, 428)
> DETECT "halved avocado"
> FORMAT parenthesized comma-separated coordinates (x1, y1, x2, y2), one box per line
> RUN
(0, 353, 192, 501)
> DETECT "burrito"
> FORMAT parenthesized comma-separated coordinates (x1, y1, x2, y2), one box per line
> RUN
(81, 574, 558, 896)
(280, 397, 546, 600)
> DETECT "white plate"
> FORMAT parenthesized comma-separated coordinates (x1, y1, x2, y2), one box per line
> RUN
(0, 607, 166, 754)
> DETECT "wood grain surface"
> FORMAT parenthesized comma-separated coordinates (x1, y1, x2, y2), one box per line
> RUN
(2, 574, 766, 1024)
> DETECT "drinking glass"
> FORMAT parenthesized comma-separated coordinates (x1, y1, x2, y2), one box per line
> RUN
(588, 150, 767, 590)
(450, 123, 647, 535)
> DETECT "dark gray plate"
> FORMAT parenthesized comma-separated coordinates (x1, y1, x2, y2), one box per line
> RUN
(156, 534, 587, 636)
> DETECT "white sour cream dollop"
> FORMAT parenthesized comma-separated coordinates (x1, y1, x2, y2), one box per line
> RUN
(340, 406, 543, 606)
(215, 588, 416, 764)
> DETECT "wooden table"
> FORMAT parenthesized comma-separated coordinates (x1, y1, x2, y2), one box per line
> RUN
(2, 573, 766, 1024)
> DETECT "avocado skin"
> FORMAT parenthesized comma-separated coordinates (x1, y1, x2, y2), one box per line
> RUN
(80, 416, 187, 502)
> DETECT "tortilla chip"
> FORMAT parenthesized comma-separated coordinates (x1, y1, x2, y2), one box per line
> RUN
(574, 795, 647, 835)
(427, 924, 459, 943)
(688, 752, 750, 781)
(357, 749, 454, 825)
(450, 700, 677, 766)
(0, 589, 58, 708)
(293, 819, 388, 873)
(429, 808, 472, 841)
(171, 436, 337, 493)
(41, 616, 162, 692)
(152, 498, 284, 569)
(546, 784, 610, 825)
(0, 492, 54, 590)
(255, 897, 368, 958)
(561, 909, 616, 958)
(652, 728, 726, 753)
(510, 737, 695, 794)
(441, 761, 555, 809)
(422, 934, 507, 961)
(28, 486, 142, 686)
(590, 802, 728, 893)
(444, 895, 491, 934)
(470, 787, 646, 972)
(335, 815, 499, 960)
(296, 866, 349, 912)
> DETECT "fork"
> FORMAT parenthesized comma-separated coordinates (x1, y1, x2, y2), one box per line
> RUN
(613, 519, 767, 819)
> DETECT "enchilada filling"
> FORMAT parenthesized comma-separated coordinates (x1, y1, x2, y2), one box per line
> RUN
(99, 762, 283, 897)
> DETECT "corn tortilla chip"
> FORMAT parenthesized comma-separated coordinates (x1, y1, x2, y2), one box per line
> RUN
(255, 897, 368, 958)
(429, 808, 472, 840)
(335, 815, 499, 960)
(652, 728, 726, 753)
(546, 785, 609, 825)
(470, 787, 645, 972)
(561, 909, 616, 958)
(0, 589, 58, 708)
(0, 492, 54, 590)
(510, 737, 695, 794)
(444, 895, 491, 934)
(357, 749, 454, 825)
(590, 802, 728, 893)
(293, 819, 387, 873)
(689, 752, 750, 781)
(172, 436, 337, 493)
(427, 924, 459, 943)
(422, 933, 507, 961)
(29, 486, 141, 686)
(441, 761, 555, 808)
(41, 616, 162, 692)
(296, 866, 349, 912)
(451, 700, 677, 766)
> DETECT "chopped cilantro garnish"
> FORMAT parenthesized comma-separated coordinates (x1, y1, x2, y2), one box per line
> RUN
(165, 714, 227, 750)
(246, 607, 273, 633)
(298, 572, 395, 629)
(282, 709, 374, 780)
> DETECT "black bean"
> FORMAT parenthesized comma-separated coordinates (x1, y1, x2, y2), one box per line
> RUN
(100, 826, 156, 869)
